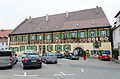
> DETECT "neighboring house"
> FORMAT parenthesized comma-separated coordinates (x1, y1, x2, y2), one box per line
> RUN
(112, 11, 120, 50)
(0, 29, 12, 50)
(9, 6, 112, 57)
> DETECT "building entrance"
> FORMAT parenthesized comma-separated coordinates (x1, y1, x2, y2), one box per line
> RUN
(73, 47, 83, 57)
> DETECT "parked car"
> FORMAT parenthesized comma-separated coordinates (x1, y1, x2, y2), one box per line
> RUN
(0, 50, 17, 69)
(98, 54, 110, 61)
(57, 53, 64, 58)
(42, 52, 57, 64)
(64, 53, 79, 60)
(22, 53, 42, 69)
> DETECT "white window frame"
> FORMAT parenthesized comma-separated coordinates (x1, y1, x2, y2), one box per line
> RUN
(33, 46, 36, 51)
(56, 34, 59, 39)
(57, 45, 60, 51)
(24, 36, 27, 41)
(101, 30, 106, 37)
(14, 47, 18, 52)
(90, 31, 95, 37)
(31, 35, 35, 40)
(80, 32, 84, 38)
(21, 46, 25, 51)
(47, 35, 50, 40)
(65, 45, 69, 51)
(72, 32, 76, 38)
(64, 33, 67, 38)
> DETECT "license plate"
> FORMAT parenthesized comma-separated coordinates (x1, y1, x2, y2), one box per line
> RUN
(31, 60, 36, 62)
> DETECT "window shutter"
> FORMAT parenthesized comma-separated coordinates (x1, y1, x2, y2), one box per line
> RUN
(37, 35, 39, 40)
(23, 36, 25, 41)
(30, 36, 31, 40)
(20, 36, 22, 41)
(99, 31, 101, 37)
(69, 45, 71, 51)
(24, 46, 25, 50)
(45, 35, 47, 40)
(93, 42, 95, 47)
(14, 37, 16, 41)
(67, 33, 69, 38)
(17, 47, 19, 52)
(20, 46, 21, 51)
(50, 34, 51, 39)
(99, 42, 101, 47)
(70, 32, 72, 38)
(51, 45, 53, 51)
(17, 36, 19, 41)
(12, 48, 14, 51)
(62, 33, 64, 39)
(47, 45, 48, 51)
(27, 46, 28, 50)
(107, 30, 109, 36)
(75, 32, 77, 38)
(35, 45, 37, 51)
(42, 35, 43, 40)
(53, 34, 55, 39)
(58, 33, 60, 39)
(95, 31, 97, 37)
(85, 32, 87, 38)
(34, 35, 36, 40)
(27, 36, 28, 41)
(91, 50, 93, 55)
(63, 45, 65, 51)
(60, 45, 62, 51)
(88, 31, 90, 37)
(31, 46, 33, 50)
(55, 45, 56, 51)
(78, 32, 80, 38)
(97, 51, 99, 55)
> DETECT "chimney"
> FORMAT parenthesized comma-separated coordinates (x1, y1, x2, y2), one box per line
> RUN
(29, 16, 32, 23)
(46, 14, 48, 22)
(66, 11, 69, 18)
(96, 6, 99, 14)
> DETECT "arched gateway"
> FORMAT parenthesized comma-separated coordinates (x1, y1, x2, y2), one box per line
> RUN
(73, 45, 84, 57)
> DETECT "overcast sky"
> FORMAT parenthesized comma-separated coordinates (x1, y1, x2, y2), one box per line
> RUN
(0, 0, 119, 30)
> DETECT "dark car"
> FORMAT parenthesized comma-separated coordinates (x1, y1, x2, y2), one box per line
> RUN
(22, 53, 42, 69)
(57, 53, 64, 58)
(0, 50, 17, 69)
(64, 53, 79, 60)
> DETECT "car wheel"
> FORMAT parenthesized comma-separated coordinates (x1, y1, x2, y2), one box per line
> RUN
(54, 61, 57, 64)
(23, 65, 26, 69)
(70, 58, 72, 60)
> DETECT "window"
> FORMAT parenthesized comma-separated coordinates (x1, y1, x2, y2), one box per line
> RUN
(56, 34, 59, 39)
(14, 47, 18, 52)
(39, 35, 42, 40)
(80, 32, 84, 38)
(2, 42, 4, 46)
(28, 46, 31, 50)
(64, 33, 67, 38)
(1, 48, 4, 50)
(90, 31, 95, 37)
(39, 45, 42, 53)
(21, 46, 25, 51)
(6, 42, 8, 45)
(18, 36, 21, 41)
(4, 37, 7, 40)
(119, 29, 120, 36)
(31, 35, 35, 40)
(47, 35, 50, 40)
(0, 37, 2, 40)
(12, 37, 15, 41)
(33, 46, 36, 51)
(101, 30, 106, 36)
(24, 36, 27, 41)
(65, 45, 69, 51)
(72, 32, 76, 38)
(57, 45, 60, 51)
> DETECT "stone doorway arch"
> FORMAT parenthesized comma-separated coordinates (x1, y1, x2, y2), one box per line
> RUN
(73, 47, 84, 57)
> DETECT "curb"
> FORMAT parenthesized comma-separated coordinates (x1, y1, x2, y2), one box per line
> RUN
(111, 58, 120, 64)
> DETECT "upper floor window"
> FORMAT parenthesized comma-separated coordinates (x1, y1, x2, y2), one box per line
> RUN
(2, 42, 4, 46)
(90, 31, 95, 37)
(18, 36, 21, 41)
(24, 36, 28, 41)
(12, 37, 15, 41)
(14, 47, 18, 52)
(47, 35, 50, 40)
(39, 35, 42, 40)
(6, 42, 8, 45)
(80, 32, 84, 38)
(31, 35, 35, 40)
(0, 37, 2, 40)
(101, 30, 106, 37)
(4, 37, 7, 40)
(64, 33, 67, 38)
(57, 45, 60, 51)
(72, 32, 76, 38)
(56, 34, 59, 39)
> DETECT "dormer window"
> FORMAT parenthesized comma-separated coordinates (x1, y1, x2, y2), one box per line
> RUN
(101, 30, 106, 37)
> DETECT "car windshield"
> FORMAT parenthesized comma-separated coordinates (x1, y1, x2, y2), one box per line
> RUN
(0, 51, 11, 56)
(102, 54, 108, 56)
(47, 53, 56, 56)
(27, 53, 39, 57)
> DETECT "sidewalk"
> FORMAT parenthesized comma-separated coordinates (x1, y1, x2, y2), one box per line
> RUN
(111, 58, 120, 64)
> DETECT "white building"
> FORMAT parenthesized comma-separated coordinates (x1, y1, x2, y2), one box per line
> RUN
(113, 11, 120, 50)
(0, 29, 12, 50)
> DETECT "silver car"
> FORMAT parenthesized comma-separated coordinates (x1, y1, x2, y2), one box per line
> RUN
(0, 50, 17, 68)
(42, 52, 57, 64)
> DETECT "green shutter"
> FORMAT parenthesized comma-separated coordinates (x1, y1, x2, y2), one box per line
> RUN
(69, 45, 71, 51)
(37, 35, 39, 40)
(63, 45, 65, 51)
(93, 42, 95, 47)
(27, 46, 28, 50)
(88, 31, 90, 37)
(27, 36, 28, 41)
(53, 34, 56, 39)
(34, 35, 36, 40)
(31, 46, 33, 50)
(85, 32, 87, 38)
(45, 35, 47, 40)
(17, 47, 19, 52)
(24, 46, 25, 50)
(49, 34, 51, 39)
(30, 36, 31, 40)
(99, 42, 101, 47)
(60, 45, 62, 51)
(95, 31, 97, 37)
(75, 32, 77, 38)
(20, 36, 22, 41)
(91, 50, 93, 55)
(55, 45, 56, 51)
(47, 45, 48, 51)
(78, 32, 80, 38)
(14, 37, 16, 41)
(51, 45, 53, 51)
(97, 51, 99, 55)
(67, 33, 69, 38)
(70, 32, 72, 38)
(99, 30, 101, 37)
(61, 33, 64, 39)
(107, 30, 109, 36)
(23, 36, 25, 41)
(42, 35, 43, 40)
(35, 46, 37, 51)
(17, 36, 19, 41)
(20, 46, 21, 51)
(58, 33, 60, 39)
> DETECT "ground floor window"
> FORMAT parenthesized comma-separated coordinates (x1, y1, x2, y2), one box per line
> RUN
(20, 46, 25, 51)
(47, 45, 53, 51)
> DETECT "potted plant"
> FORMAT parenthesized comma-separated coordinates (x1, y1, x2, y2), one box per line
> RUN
(83, 51, 86, 60)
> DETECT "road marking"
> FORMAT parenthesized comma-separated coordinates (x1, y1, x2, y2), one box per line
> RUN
(54, 72, 75, 76)
(79, 68, 84, 72)
(13, 72, 38, 77)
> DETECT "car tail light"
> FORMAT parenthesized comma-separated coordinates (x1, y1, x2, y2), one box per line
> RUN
(10, 55, 12, 61)
(40, 58, 42, 61)
(24, 58, 28, 61)
(46, 57, 49, 59)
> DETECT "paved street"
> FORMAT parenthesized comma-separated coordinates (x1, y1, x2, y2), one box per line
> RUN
(0, 57, 120, 79)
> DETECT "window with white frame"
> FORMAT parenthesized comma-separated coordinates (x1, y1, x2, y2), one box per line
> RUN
(101, 30, 106, 36)
(2, 42, 4, 46)
(64, 33, 67, 38)
(72, 32, 76, 38)
(28, 46, 31, 50)
(56, 34, 59, 39)
(14, 47, 18, 52)
(57, 45, 60, 51)
(21, 46, 25, 51)
(39, 35, 42, 40)
(12, 37, 15, 41)
(24, 36, 27, 41)
(31, 35, 35, 40)
(47, 35, 50, 40)
(65, 45, 69, 51)
(90, 31, 95, 37)
(80, 32, 84, 38)
(33, 46, 36, 51)
(18, 36, 21, 41)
